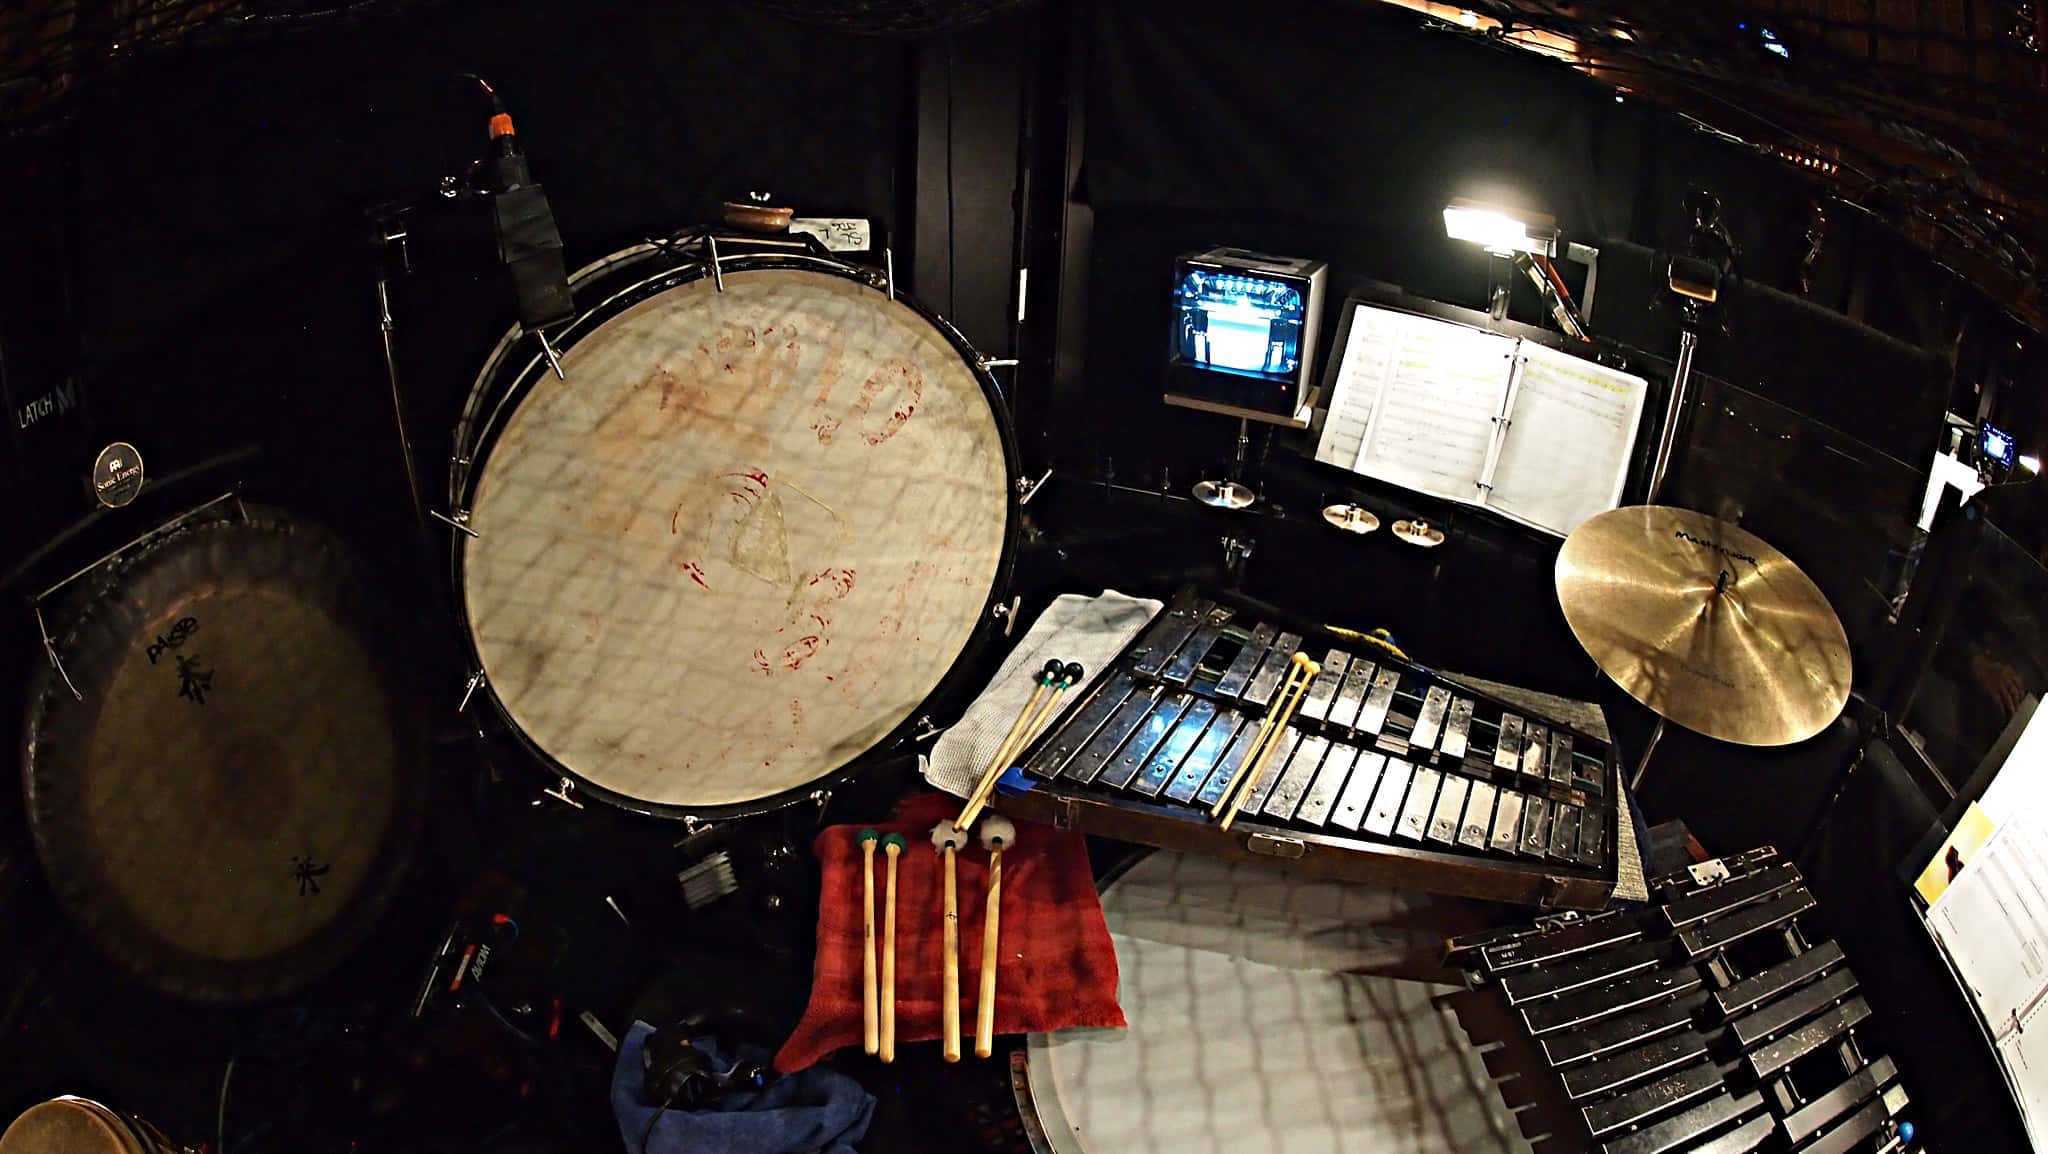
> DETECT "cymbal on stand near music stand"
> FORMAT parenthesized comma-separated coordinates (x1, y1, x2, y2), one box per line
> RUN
(1554, 506, 1852, 791)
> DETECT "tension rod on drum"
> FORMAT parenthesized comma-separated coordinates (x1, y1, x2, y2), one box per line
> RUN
(534, 329, 565, 380)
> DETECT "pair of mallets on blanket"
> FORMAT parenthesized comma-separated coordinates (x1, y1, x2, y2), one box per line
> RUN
(852, 815, 1015, 1063)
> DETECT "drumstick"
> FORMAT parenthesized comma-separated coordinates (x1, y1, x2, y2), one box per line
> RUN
(954, 659, 1065, 833)
(959, 661, 1085, 831)
(1207, 651, 1310, 819)
(930, 822, 965, 1062)
(879, 832, 906, 1062)
(1220, 654, 1320, 832)
(856, 828, 880, 1056)
(975, 815, 1017, 1058)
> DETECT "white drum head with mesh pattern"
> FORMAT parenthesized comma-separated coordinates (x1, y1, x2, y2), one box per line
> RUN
(461, 266, 1009, 808)
(1026, 853, 1533, 1154)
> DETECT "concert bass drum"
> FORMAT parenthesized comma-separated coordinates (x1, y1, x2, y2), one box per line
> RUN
(20, 505, 428, 1002)
(0, 1098, 187, 1154)
(450, 240, 1018, 818)
(1014, 851, 1532, 1154)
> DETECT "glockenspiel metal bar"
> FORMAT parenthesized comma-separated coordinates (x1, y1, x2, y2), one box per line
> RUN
(1714, 941, 1846, 1019)
(1428, 773, 1470, 845)
(1130, 600, 1208, 678)
(1239, 728, 1302, 814)
(1459, 780, 1497, 849)
(1396, 767, 1441, 841)
(1330, 752, 1386, 832)
(1194, 723, 1262, 808)
(1365, 760, 1413, 837)
(1328, 659, 1375, 730)
(1793, 1093, 1896, 1154)
(1547, 730, 1575, 787)
(1578, 810, 1608, 869)
(1561, 1029, 1711, 1100)
(1213, 624, 1276, 699)
(1495, 713, 1526, 771)
(1744, 997, 1869, 1080)
(1685, 1112, 1774, 1154)
(1521, 722, 1551, 782)
(1481, 912, 1642, 972)
(1540, 992, 1709, 1068)
(1490, 790, 1526, 854)
(1595, 1090, 1762, 1154)
(1160, 622, 1225, 685)
(1442, 696, 1474, 760)
(1678, 889, 1816, 959)
(1500, 941, 1663, 1005)
(1584, 1061, 1728, 1138)
(1296, 650, 1347, 722)
(1130, 699, 1219, 796)
(1242, 631, 1304, 707)
(1662, 861, 1803, 930)
(1728, 965, 1858, 1049)
(1162, 713, 1245, 803)
(1098, 692, 1193, 790)
(1295, 742, 1357, 826)
(1263, 734, 1330, 821)
(1780, 1055, 1896, 1144)
(1520, 796, 1553, 857)
(1024, 672, 1140, 779)
(1523, 967, 1706, 1036)
(1550, 803, 1583, 862)
(1358, 666, 1401, 735)
(1412, 685, 1452, 752)
(1063, 688, 1165, 784)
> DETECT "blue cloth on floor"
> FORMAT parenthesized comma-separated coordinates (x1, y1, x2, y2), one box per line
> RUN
(612, 1021, 875, 1154)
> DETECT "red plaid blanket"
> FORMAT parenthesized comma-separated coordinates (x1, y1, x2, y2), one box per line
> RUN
(774, 792, 1125, 1072)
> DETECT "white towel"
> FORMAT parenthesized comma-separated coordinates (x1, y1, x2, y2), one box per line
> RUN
(922, 591, 1164, 798)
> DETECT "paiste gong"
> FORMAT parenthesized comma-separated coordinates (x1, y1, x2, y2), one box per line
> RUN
(1554, 506, 1851, 747)
(22, 509, 426, 1001)
(454, 251, 1014, 813)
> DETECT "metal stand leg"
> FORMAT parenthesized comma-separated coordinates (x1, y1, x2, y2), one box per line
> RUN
(1647, 320, 1700, 502)
(1193, 418, 1257, 510)
(1630, 715, 1667, 792)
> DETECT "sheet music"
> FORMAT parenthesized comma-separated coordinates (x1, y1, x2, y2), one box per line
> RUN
(1313, 306, 1400, 470)
(1484, 341, 1648, 536)
(1354, 316, 1516, 503)
(1929, 808, 2048, 1041)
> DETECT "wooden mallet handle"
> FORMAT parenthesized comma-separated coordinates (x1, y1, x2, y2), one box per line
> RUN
(955, 659, 1064, 831)
(941, 842, 961, 1062)
(1208, 654, 1308, 818)
(976, 846, 1003, 1057)
(880, 835, 905, 1063)
(858, 831, 879, 1055)
(1221, 654, 1320, 831)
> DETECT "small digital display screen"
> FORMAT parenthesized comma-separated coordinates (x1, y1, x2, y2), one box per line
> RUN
(1170, 267, 1306, 383)
(1983, 423, 2017, 468)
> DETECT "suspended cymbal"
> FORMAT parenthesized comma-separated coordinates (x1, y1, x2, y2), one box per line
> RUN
(1554, 506, 1850, 747)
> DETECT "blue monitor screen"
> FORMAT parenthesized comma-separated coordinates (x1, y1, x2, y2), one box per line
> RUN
(1171, 267, 1306, 382)
(1983, 423, 2017, 468)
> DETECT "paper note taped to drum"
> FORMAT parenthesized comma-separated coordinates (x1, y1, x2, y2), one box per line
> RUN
(460, 265, 1009, 809)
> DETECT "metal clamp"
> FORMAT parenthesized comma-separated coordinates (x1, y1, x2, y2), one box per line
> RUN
(884, 248, 895, 301)
(431, 508, 479, 539)
(993, 595, 1023, 637)
(1246, 833, 1306, 860)
(541, 777, 584, 809)
(912, 715, 943, 744)
(978, 356, 1020, 370)
(535, 330, 565, 381)
(1016, 469, 1052, 505)
(457, 670, 484, 713)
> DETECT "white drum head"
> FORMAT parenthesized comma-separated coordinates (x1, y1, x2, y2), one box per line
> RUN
(1027, 853, 1532, 1154)
(461, 265, 1010, 809)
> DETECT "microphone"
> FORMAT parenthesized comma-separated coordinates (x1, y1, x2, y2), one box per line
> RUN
(472, 79, 574, 332)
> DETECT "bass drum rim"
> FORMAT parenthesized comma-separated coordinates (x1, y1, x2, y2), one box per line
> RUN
(449, 242, 1022, 822)
(19, 505, 430, 1003)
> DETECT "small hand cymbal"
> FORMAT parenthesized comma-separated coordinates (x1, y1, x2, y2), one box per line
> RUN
(1554, 506, 1850, 747)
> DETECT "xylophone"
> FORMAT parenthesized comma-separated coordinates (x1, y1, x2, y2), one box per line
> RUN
(1445, 847, 1912, 1154)
(997, 588, 1624, 909)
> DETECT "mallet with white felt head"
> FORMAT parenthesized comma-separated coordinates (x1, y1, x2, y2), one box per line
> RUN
(930, 821, 965, 1062)
(975, 814, 1016, 1058)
